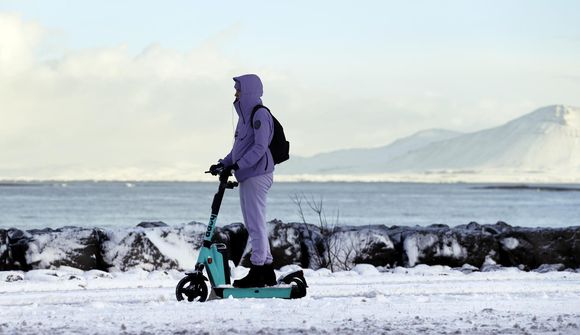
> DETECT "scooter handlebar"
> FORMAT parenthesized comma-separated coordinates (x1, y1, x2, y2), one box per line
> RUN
(205, 169, 221, 176)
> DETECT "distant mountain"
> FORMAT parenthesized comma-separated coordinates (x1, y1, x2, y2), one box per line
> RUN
(277, 129, 463, 174)
(278, 105, 580, 177)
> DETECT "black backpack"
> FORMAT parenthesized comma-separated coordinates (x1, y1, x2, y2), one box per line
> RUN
(250, 105, 290, 165)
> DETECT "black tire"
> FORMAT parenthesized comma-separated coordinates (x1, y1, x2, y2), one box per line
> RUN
(175, 275, 208, 302)
(289, 277, 307, 299)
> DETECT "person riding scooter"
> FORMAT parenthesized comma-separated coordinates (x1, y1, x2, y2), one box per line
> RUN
(209, 74, 276, 288)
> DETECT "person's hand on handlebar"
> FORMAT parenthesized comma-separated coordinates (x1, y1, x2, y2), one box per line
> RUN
(220, 163, 239, 178)
(208, 162, 224, 175)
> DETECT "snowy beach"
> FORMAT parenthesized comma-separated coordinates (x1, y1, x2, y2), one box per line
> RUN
(1, 265, 579, 334)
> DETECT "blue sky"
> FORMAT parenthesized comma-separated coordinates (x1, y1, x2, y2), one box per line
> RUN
(1, 1, 579, 179)
(4, 1, 579, 61)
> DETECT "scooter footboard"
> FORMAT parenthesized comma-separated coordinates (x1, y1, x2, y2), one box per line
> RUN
(209, 269, 308, 300)
(213, 286, 294, 299)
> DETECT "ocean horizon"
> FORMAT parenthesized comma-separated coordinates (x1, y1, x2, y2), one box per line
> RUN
(1, 181, 579, 230)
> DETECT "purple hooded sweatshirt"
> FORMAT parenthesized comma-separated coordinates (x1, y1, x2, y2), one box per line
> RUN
(220, 74, 274, 182)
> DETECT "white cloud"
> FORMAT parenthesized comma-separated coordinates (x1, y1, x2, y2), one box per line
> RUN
(0, 13, 44, 73)
(0, 14, 246, 180)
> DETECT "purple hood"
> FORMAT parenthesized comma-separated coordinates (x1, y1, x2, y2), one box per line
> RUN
(234, 74, 263, 121)
(220, 74, 274, 182)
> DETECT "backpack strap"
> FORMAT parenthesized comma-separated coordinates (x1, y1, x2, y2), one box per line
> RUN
(250, 105, 270, 129)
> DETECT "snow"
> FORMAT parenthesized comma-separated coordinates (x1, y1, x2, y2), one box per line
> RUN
(2, 265, 579, 334)
(351, 263, 380, 276)
(403, 233, 438, 267)
(501, 237, 520, 250)
(434, 235, 467, 259)
(143, 228, 198, 269)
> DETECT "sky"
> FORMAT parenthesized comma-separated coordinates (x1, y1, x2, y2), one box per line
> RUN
(1, 1, 579, 180)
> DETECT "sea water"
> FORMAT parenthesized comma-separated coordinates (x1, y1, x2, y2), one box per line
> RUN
(0, 181, 579, 230)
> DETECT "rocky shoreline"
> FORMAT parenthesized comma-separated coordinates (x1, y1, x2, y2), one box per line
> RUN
(1, 221, 579, 273)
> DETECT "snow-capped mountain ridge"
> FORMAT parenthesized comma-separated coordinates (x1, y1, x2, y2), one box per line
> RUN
(513, 104, 580, 128)
(279, 105, 580, 178)
(278, 128, 463, 174)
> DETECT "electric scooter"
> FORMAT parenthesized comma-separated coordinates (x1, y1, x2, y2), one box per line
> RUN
(175, 168, 308, 302)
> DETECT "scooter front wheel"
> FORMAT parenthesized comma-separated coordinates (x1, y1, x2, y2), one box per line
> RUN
(175, 275, 208, 302)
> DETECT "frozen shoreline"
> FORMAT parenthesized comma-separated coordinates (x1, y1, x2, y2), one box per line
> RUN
(2, 221, 579, 273)
(1, 265, 579, 334)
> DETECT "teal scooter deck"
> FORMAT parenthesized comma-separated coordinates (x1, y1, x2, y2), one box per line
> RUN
(212, 270, 308, 299)
(214, 285, 294, 299)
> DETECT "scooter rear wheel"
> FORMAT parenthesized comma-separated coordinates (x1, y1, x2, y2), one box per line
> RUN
(290, 277, 307, 299)
(175, 275, 208, 302)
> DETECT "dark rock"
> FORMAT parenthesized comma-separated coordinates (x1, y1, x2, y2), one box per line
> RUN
(498, 227, 580, 269)
(533, 263, 566, 273)
(466, 222, 481, 231)
(493, 221, 514, 233)
(396, 225, 499, 268)
(240, 220, 308, 269)
(1, 221, 579, 273)
(269, 221, 305, 269)
(241, 222, 398, 271)
(0, 229, 32, 271)
(24, 227, 106, 271)
(344, 226, 398, 268)
(454, 263, 480, 274)
(428, 224, 450, 229)
(480, 263, 504, 272)
(102, 228, 178, 271)
(136, 221, 169, 228)
(212, 223, 248, 266)
(5, 273, 24, 282)
(0, 229, 6, 268)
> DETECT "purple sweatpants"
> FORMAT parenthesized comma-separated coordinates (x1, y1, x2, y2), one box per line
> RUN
(239, 172, 274, 266)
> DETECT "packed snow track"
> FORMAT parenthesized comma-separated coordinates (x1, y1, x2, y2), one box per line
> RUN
(1, 265, 579, 334)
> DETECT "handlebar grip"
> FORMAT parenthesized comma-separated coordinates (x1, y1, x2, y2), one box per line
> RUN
(206, 169, 222, 176)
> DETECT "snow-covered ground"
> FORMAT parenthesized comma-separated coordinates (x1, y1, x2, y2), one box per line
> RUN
(1, 265, 579, 334)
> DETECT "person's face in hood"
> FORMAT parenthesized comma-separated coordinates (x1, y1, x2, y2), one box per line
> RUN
(232, 74, 263, 117)
(233, 74, 263, 100)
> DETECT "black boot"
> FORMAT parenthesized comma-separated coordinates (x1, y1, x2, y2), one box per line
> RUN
(233, 264, 277, 288)
(262, 263, 277, 287)
(233, 265, 264, 288)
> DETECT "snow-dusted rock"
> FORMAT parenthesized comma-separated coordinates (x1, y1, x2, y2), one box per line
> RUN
(341, 226, 397, 268)
(533, 264, 566, 273)
(0, 228, 32, 271)
(241, 222, 398, 270)
(2, 221, 579, 272)
(212, 222, 248, 266)
(136, 221, 169, 228)
(101, 222, 206, 271)
(389, 222, 499, 268)
(239, 220, 317, 268)
(352, 263, 381, 276)
(24, 227, 106, 271)
(0, 271, 24, 282)
(497, 226, 580, 270)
